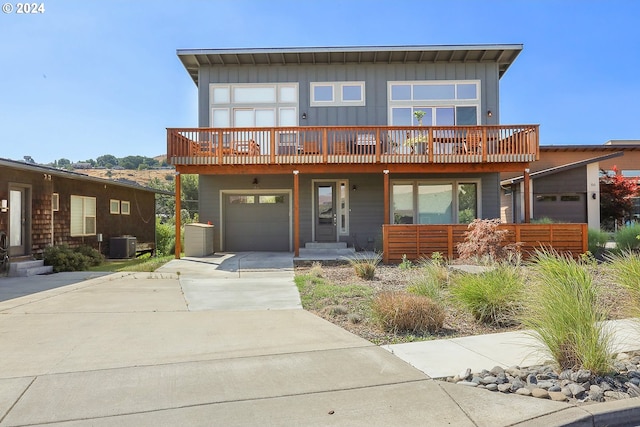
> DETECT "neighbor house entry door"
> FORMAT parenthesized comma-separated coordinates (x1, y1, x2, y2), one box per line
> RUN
(8, 185, 29, 257)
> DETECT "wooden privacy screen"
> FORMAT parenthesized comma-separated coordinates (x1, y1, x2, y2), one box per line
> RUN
(382, 223, 588, 264)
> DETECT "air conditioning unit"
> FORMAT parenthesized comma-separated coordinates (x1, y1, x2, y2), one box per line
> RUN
(110, 236, 136, 259)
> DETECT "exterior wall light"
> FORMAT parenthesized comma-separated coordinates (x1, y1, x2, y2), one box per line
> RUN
(1, 199, 7, 213)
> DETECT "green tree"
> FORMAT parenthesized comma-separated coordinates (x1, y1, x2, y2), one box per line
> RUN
(96, 154, 118, 168)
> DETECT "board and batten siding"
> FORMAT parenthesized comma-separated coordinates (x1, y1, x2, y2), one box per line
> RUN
(197, 62, 500, 127)
(199, 172, 499, 252)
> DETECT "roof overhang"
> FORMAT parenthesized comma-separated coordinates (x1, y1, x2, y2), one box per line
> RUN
(501, 152, 624, 186)
(177, 44, 523, 85)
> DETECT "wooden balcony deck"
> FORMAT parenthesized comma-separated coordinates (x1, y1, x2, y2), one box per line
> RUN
(167, 125, 539, 169)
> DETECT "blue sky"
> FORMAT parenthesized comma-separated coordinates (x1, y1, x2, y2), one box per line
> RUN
(1, 0, 639, 164)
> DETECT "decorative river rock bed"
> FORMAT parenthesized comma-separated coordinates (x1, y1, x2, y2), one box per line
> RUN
(443, 352, 640, 404)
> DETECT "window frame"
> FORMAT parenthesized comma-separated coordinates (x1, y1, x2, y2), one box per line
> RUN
(310, 81, 366, 107)
(70, 195, 97, 236)
(390, 179, 482, 225)
(387, 80, 481, 126)
(121, 200, 131, 215)
(52, 193, 59, 212)
(110, 199, 120, 214)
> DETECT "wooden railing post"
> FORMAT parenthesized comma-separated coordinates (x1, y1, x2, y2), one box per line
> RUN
(217, 130, 224, 165)
(482, 127, 488, 162)
(427, 127, 434, 163)
(375, 128, 381, 163)
(322, 128, 328, 163)
(270, 129, 276, 163)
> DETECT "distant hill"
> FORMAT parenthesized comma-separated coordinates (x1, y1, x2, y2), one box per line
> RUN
(80, 167, 174, 186)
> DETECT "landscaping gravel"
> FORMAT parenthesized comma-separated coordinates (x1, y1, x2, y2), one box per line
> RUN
(445, 352, 640, 405)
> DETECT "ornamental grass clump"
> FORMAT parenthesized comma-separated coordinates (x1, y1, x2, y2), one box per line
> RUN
(345, 252, 382, 280)
(449, 264, 524, 325)
(614, 224, 640, 252)
(606, 250, 640, 316)
(407, 260, 450, 303)
(371, 291, 445, 334)
(522, 250, 613, 374)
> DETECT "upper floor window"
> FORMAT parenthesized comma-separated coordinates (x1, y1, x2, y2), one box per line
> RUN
(388, 80, 480, 126)
(310, 82, 365, 106)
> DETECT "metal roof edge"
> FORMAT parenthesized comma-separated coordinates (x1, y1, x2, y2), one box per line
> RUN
(0, 158, 173, 195)
(500, 152, 625, 185)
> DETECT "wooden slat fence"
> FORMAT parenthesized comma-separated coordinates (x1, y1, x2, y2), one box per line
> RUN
(382, 223, 588, 264)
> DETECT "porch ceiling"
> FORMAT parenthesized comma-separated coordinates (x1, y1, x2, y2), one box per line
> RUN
(177, 44, 523, 85)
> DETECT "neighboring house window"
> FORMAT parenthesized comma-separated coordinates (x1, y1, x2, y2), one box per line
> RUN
(52, 193, 59, 212)
(388, 80, 480, 126)
(210, 83, 298, 128)
(391, 180, 480, 224)
(310, 82, 365, 106)
(70, 195, 96, 236)
(110, 199, 120, 214)
(121, 201, 130, 215)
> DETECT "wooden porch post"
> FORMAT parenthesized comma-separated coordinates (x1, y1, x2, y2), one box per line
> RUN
(174, 171, 182, 258)
(523, 168, 531, 224)
(293, 170, 300, 257)
(383, 170, 390, 224)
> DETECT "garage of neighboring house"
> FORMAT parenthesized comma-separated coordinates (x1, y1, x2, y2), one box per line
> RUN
(222, 191, 291, 251)
(533, 192, 586, 223)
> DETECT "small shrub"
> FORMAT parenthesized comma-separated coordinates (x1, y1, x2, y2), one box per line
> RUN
(532, 217, 555, 224)
(347, 313, 363, 324)
(346, 252, 382, 280)
(522, 250, 613, 374)
(44, 245, 92, 272)
(371, 291, 445, 334)
(407, 261, 449, 302)
(450, 264, 524, 325)
(326, 305, 349, 316)
(615, 224, 640, 252)
(588, 228, 610, 255)
(431, 251, 444, 265)
(74, 245, 103, 266)
(399, 254, 413, 270)
(457, 219, 510, 263)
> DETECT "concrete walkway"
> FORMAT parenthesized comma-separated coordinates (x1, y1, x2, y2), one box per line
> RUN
(0, 253, 638, 426)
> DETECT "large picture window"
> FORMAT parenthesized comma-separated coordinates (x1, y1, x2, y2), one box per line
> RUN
(392, 181, 480, 224)
(70, 195, 96, 236)
(388, 80, 480, 126)
(209, 83, 298, 127)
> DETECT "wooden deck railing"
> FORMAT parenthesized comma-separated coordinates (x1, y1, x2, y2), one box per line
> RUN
(382, 223, 587, 264)
(167, 125, 539, 166)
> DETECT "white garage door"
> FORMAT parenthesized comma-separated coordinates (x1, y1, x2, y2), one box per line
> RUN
(224, 193, 290, 251)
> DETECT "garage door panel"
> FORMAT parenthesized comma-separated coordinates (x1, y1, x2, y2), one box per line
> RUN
(534, 193, 586, 223)
(224, 193, 290, 251)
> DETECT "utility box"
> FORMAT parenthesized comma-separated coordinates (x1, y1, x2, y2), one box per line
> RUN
(110, 236, 137, 259)
(184, 223, 214, 257)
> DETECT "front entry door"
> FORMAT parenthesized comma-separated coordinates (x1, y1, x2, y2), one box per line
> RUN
(315, 183, 337, 242)
(9, 186, 29, 257)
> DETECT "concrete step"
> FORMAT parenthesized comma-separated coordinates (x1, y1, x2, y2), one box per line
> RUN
(8, 259, 54, 277)
(304, 242, 348, 249)
(298, 247, 356, 260)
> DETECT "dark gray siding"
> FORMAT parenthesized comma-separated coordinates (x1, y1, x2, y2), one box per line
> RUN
(535, 168, 587, 193)
(197, 62, 499, 127)
(200, 172, 499, 251)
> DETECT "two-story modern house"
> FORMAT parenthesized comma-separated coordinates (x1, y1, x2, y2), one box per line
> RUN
(168, 45, 540, 259)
